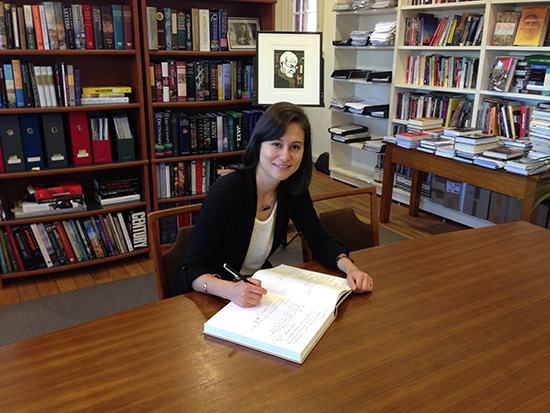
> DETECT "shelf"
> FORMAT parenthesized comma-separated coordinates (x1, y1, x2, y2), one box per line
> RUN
(398, 46, 481, 51)
(401, 1, 486, 11)
(479, 90, 550, 102)
(335, 7, 397, 16)
(150, 150, 245, 163)
(394, 84, 477, 94)
(334, 46, 395, 51)
(332, 79, 391, 85)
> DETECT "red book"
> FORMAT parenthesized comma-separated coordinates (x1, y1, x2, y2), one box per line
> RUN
(0, 139, 4, 172)
(519, 105, 528, 138)
(154, 63, 163, 103)
(31, 5, 44, 50)
(195, 159, 203, 194)
(66, 112, 92, 165)
(122, 5, 134, 49)
(6, 227, 25, 271)
(32, 181, 83, 202)
(53, 221, 76, 263)
(82, 5, 95, 49)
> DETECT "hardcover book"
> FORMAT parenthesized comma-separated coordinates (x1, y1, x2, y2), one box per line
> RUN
(203, 264, 352, 364)
(488, 57, 518, 92)
(513, 7, 550, 46)
(491, 11, 521, 46)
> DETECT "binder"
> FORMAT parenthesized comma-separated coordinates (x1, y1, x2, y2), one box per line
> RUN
(19, 113, 45, 169)
(66, 111, 92, 165)
(0, 114, 26, 171)
(41, 113, 69, 168)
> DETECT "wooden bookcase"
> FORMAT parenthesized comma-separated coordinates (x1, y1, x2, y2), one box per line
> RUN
(0, 0, 150, 287)
(138, 0, 276, 211)
(330, 0, 550, 228)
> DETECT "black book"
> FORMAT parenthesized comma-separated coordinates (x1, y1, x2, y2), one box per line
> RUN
(12, 226, 37, 271)
(101, 5, 115, 49)
(20, 225, 47, 269)
(92, 6, 104, 50)
(0, 67, 9, 108)
(44, 222, 69, 265)
(185, 62, 196, 101)
(208, 113, 218, 153)
(63, 5, 76, 50)
(20, 63, 34, 107)
(241, 111, 250, 149)
(178, 113, 191, 155)
(189, 115, 198, 154)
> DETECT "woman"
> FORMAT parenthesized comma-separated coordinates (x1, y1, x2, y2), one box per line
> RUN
(179, 102, 373, 307)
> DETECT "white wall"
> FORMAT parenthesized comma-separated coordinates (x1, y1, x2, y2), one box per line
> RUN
(275, 0, 337, 161)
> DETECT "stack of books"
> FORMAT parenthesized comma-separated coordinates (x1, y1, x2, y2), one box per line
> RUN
(80, 86, 132, 106)
(504, 156, 550, 175)
(395, 130, 430, 149)
(527, 107, 550, 158)
(417, 136, 454, 154)
(407, 117, 444, 131)
(473, 145, 526, 169)
(13, 181, 86, 218)
(93, 173, 141, 206)
(453, 132, 500, 163)
(329, 124, 371, 143)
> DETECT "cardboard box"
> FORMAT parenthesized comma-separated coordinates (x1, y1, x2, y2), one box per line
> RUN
(506, 197, 523, 223)
(488, 192, 508, 224)
(443, 179, 462, 211)
(430, 175, 446, 205)
(462, 184, 491, 220)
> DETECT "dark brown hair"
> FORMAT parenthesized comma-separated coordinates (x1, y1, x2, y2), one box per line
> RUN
(242, 102, 312, 193)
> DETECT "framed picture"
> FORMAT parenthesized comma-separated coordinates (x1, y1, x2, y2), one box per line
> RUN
(228, 17, 260, 50)
(255, 31, 324, 107)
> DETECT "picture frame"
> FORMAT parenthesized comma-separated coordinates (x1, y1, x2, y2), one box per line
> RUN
(255, 31, 324, 107)
(228, 17, 260, 50)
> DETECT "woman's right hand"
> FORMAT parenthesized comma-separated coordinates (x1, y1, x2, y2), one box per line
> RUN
(226, 278, 267, 307)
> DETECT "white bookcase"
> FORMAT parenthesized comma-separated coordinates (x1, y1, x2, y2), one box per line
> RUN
(329, 0, 550, 228)
(329, 7, 396, 188)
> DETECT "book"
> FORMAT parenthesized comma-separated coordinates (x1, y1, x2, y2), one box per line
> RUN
(203, 264, 352, 364)
(491, 11, 521, 46)
(482, 145, 525, 159)
(513, 7, 549, 46)
(488, 57, 518, 93)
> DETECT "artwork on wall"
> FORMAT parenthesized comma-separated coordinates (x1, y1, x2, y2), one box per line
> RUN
(256, 31, 323, 106)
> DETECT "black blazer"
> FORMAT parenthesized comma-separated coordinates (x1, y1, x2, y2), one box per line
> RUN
(179, 168, 348, 293)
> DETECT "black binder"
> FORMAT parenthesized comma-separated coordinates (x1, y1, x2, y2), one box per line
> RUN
(41, 113, 69, 168)
(0, 114, 26, 172)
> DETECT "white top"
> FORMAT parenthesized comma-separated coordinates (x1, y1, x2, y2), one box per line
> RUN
(240, 203, 277, 275)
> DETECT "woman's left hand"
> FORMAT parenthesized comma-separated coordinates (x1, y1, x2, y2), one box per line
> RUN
(346, 269, 373, 293)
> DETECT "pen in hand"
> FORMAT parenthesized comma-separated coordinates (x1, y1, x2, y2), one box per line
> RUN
(223, 263, 253, 284)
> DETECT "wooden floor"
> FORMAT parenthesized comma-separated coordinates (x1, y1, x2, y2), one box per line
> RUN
(0, 170, 468, 306)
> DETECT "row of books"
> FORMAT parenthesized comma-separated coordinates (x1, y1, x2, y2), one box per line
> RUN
(0, 3, 134, 51)
(404, 12, 484, 47)
(153, 109, 263, 157)
(476, 98, 531, 139)
(395, 91, 473, 128)
(156, 158, 218, 199)
(489, 55, 550, 95)
(150, 59, 253, 103)
(146, 7, 228, 52)
(94, 173, 141, 206)
(0, 60, 81, 109)
(404, 0, 472, 5)
(0, 111, 135, 173)
(525, 106, 550, 161)
(405, 55, 479, 89)
(491, 7, 550, 47)
(0, 209, 146, 274)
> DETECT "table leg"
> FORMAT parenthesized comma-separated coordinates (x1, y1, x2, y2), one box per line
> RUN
(409, 169, 423, 217)
(380, 144, 395, 223)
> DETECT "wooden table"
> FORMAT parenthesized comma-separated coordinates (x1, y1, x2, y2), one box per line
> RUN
(380, 142, 549, 223)
(1, 222, 550, 411)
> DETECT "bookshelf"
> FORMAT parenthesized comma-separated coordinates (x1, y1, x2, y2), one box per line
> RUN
(0, 0, 150, 287)
(139, 0, 276, 212)
(329, 7, 396, 188)
(330, 0, 550, 228)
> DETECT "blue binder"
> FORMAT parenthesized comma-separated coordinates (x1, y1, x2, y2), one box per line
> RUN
(19, 113, 45, 170)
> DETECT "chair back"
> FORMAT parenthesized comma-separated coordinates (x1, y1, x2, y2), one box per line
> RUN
(301, 186, 379, 262)
(148, 203, 202, 300)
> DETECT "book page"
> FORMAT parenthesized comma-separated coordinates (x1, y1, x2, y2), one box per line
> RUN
(253, 264, 351, 308)
(203, 291, 335, 363)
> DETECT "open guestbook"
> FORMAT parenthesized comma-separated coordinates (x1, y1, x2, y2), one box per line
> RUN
(203, 264, 352, 364)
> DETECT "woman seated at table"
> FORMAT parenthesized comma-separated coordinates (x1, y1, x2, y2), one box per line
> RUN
(178, 102, 373, 307)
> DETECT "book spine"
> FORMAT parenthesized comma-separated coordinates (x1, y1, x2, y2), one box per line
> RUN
(30, 223, 54, 268)
(116, 211, 134, 252)
(20, 225, 46, 269)
(82, 218, 105, 259)
(73, 219, 94, 260)
(53, 221, 76, 263)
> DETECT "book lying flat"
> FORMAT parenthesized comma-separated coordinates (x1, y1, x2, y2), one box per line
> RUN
(203, 264, 352, 364)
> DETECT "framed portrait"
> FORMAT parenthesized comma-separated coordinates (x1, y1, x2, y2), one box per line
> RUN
(255, 31, 323, 107)
(228, 17, 260, 50)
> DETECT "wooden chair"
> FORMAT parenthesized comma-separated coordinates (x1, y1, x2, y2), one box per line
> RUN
(301, 186, 380, 262)
(148, 203, 202, 300)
